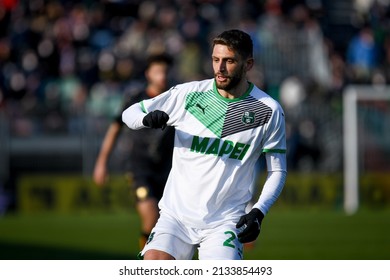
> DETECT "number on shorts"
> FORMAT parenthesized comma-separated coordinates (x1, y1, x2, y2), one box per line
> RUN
(223, 231, 237, 248)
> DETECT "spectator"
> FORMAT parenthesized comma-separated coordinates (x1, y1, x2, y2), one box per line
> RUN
(346, 26, 379, 83)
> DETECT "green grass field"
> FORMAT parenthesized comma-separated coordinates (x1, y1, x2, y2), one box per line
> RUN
(0, 208, 389, 260)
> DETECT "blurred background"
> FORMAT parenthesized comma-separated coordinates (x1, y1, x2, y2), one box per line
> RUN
(0, 0, 389, 260)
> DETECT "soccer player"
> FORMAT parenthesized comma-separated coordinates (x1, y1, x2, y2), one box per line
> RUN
(93, 53, 175, 249)
(122, 29, 287, 260)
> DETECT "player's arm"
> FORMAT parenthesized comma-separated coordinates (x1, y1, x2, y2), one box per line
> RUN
(93, 122, 122, 186)
(122, 102, 169, 130)
(236, 152, 287, 243)
(122, 84, 186, 130)
(122, 103, 147, 130)
(253, 103, 287, 214)
(253, 152, 287, 215)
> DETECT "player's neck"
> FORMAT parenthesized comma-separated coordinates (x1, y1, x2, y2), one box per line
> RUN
(217, 80, 250, 100)
(146, 85, 164, 98)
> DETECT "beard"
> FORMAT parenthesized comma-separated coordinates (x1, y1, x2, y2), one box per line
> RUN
(214, 66, 245, 91)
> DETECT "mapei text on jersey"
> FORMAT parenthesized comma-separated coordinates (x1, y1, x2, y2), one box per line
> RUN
(190, 135, 250, 160)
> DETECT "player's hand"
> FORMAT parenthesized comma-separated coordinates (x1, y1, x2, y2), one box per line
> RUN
(236, 208, 264, 243)
(142, 110, 169, 129)
(93, 162, 108, 187)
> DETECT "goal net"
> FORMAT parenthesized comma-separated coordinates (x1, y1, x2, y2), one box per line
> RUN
(343, 85, 390, 214)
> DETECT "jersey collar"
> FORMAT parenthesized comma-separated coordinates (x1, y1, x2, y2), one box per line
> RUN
(213, 80, 253, 102)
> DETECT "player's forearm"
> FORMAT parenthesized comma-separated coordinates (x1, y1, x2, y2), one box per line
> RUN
(252, 152, 287, 215)
(253, 170, 287, 215)
(122, 103, 147, 130)
(97, 123, 122, 163)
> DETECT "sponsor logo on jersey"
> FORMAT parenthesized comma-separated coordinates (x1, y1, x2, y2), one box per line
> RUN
(196, 103, 208, 114)
(190, 135, 250, 160)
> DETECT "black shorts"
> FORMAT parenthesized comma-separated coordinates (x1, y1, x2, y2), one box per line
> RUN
(127, 172, 166, 202)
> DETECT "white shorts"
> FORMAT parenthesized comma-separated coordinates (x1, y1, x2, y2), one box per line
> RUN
(139, 211, 244, 260)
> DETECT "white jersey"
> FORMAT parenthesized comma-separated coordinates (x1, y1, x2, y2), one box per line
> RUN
(125, 78, 286, 228)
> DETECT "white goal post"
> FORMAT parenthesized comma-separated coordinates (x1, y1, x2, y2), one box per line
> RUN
(343, 85, 390, 215)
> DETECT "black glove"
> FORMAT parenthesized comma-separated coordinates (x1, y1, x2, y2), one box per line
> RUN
(236, 208, 264, 243)
(142, 110, 169, 129)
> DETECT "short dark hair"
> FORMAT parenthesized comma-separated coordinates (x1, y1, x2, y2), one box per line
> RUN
(212, 29, 253, 59)
(146, 53, 173, 70)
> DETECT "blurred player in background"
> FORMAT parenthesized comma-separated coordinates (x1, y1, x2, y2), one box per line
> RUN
(93, 53, 175, 249)
(122, 29, 287, 260)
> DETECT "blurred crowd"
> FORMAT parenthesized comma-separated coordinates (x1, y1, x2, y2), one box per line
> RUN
(0, 0, 390, 172)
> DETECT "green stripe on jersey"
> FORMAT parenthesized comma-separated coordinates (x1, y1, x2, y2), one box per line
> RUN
(140, 101, 147, 113)
(262, 149, 286, 153)
(185, 89, 228, 137)
(185, 84, 272, 138)
(185, 82, 273, 138)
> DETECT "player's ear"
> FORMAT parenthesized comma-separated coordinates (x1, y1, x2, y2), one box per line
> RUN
(245, 58, 254, 72)
(145, 68, 151, 80)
